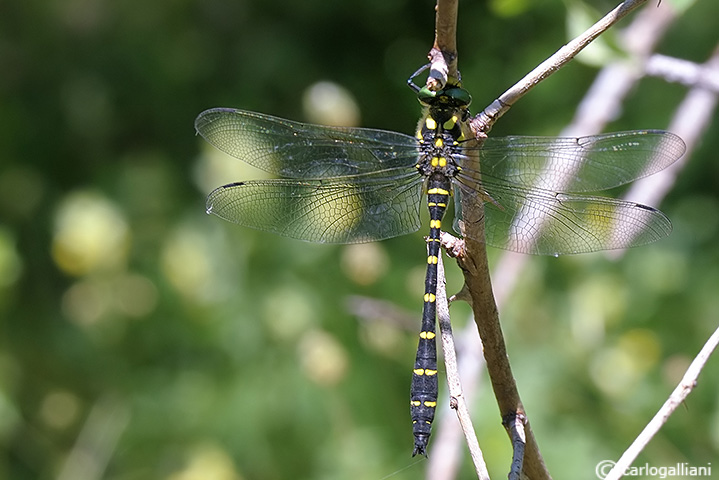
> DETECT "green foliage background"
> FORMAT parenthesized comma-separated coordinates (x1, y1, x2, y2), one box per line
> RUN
(1, 0, 718, 479)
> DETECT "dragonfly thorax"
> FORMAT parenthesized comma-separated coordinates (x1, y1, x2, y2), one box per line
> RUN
(415, 112, 465, 179)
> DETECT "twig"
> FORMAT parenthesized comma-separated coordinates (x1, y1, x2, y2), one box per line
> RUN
(429, 234, 485, 480)
(471, 0, 648, 136)
(603, 325, 719, 480)
(505, 412, 527, 480)
(427, 312, 486, 480)
(561, 0, 678, 138)
(57, 395, 130, 480)
(456, 147, 549, 478)
(457, 217, 551, 479)
(435, 251, 490, 479)
(646, 54, 719, 91)
(425, 0, 459, 91)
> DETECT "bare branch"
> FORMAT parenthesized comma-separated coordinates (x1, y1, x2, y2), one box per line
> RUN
(427, 313, 486, 480)
(425, 0, 460, 90)
(458, 180, 551, 479)
(505, 412, 527, 480)
(561, 1, 679, 137)
(57, 395, 130, 480)
(435, 252, 490, 479)
(603, 326, 719, 480)
(646, 53, 719, 91)
(471, 0, 648, 135)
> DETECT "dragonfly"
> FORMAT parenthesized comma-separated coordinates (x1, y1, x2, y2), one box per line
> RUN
(195, 70, 685, 456)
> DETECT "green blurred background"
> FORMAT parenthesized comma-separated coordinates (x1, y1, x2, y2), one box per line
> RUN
(1, 0, 718, 479)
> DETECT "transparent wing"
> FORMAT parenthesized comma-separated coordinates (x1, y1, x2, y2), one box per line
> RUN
(206, 172, 424, 243)
(450, 130, 683, 255)
(195, 108, 420, 178)
(473, 131, 685, 192)
(453, 178, 672, 255)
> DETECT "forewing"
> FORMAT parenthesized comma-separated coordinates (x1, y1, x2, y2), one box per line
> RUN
(475, 131, 685, 192)
(206, 173, 423, 243)
(195, 108, 420, 178)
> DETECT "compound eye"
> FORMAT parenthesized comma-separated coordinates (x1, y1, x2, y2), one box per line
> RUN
(417, 86, 437, 104)
(446, 87, 472, 107)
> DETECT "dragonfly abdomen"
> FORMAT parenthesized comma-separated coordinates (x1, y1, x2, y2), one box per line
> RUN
(410, 173, 452, 456)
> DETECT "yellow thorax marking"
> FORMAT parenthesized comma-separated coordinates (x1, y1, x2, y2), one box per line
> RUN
(434, 137, 444, 148)
(427, 187, 449, 196)
(425, 117, 437, 130)
(443, 115, 458, 130)
(431, 156, 439, 167)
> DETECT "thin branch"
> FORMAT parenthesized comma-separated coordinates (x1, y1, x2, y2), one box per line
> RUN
(471, 0, 648, 135)
(646, 53, 719, 91)
(561, 1, 679, 137)
(57, 395, 130, 480)
(505, 412, 527, 480)
(435, 251, 490, 479)
(425, 0, 460, 90)
(434, 0, 458, 63)
(429, 232, 486, 480)
(458, 186, 550, 479)
(427, 313, 486, 480)
(603, 325, 719, 480)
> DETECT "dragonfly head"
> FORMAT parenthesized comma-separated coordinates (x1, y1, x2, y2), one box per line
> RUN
(408, 65, 472, 110)
(416, 83, 472, 110)
(417, 83, 472, 132)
